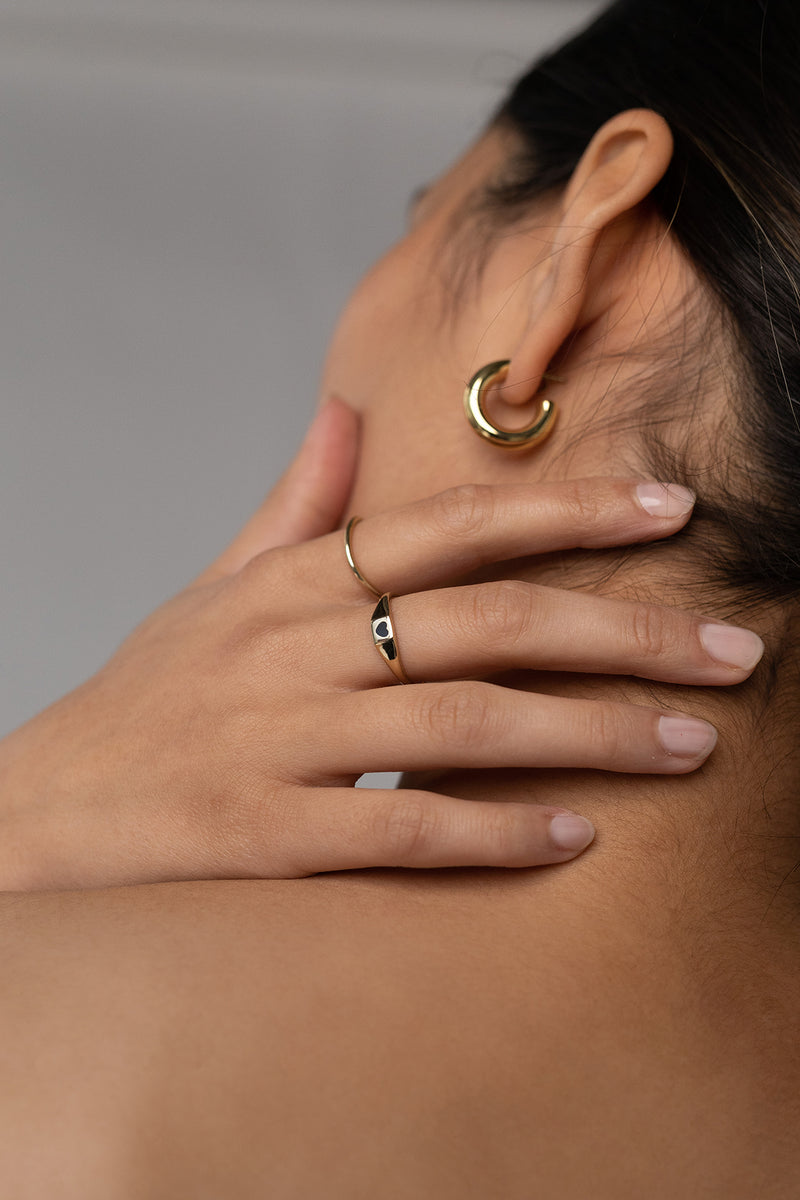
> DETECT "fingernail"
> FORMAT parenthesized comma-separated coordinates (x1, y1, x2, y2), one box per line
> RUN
(548, 813, 596, 852)
(699, 624, 764, 670)
(635, 482, 696, 518)
(658, 715, 718, 758)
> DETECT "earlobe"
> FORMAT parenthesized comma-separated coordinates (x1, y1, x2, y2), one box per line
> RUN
(500, 109, 673, 408)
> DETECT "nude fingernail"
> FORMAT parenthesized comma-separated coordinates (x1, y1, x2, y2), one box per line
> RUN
(548, 814, 596, 851)
(699, 624, 765, 670)
(635, 482, 696, 518)
(658, 715, 718, 758)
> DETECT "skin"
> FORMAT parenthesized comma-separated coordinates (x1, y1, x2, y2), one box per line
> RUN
(1, 113, 799, 1197)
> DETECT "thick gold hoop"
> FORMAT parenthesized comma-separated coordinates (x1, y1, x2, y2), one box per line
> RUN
(463, 360, 557, 450)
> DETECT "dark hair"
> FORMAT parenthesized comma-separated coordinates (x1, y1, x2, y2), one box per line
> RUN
(486, 0, 800, 619)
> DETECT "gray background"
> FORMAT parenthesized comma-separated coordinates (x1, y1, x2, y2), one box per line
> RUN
(0, 0, 603, 760)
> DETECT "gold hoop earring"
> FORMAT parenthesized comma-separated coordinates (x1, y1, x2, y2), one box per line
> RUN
(463, 359, 558, 450)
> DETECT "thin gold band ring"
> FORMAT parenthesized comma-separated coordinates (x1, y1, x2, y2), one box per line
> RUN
(344, 516, 382, 598)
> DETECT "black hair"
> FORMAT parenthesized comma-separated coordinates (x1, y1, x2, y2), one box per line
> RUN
(487, 0, 800, 616)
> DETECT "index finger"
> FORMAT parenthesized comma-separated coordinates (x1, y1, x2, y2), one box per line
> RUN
(324, 478, 695, 602)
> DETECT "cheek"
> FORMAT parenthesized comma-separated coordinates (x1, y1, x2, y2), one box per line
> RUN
(318, 245, 468, 509)
(318, 239, 556, 517)
(346, 376, 569, 521)
(319, 242, 419, 407)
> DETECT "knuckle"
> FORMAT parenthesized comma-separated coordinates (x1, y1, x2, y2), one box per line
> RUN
(375, 796, 433, 861)
(413, 683, 496, 749)
(431, 483, 495, 540)
(237, 542, 298, 594)
(215, 780, 300, 877)
(470, 579, 536, 648)
(561, 477, 605, 528)
(585, 703, 625, 761)
(478, 808, 518, 860)
(216, 551, 299, 658)
(628, 602, 672, 660)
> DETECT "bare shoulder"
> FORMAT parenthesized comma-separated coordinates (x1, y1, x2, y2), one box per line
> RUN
(0, 868, 794, 1199)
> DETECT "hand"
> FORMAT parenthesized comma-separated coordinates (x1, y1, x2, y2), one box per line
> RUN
(0, 399, 764, 890)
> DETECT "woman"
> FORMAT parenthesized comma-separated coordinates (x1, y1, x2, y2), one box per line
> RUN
(0, 0, 798, 1194)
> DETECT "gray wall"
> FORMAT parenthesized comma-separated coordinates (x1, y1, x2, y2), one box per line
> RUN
(1, 0, 603, 740)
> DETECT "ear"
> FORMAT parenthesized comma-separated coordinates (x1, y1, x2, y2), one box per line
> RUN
(500, 109, 674, 407)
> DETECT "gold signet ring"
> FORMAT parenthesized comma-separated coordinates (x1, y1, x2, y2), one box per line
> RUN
(370, 593, 410, 685)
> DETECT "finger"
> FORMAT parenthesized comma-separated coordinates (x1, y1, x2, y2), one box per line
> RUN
(267, 787, 597, 875)
(311, 477, 695, 604)
(311, 682, 718, 776)
(263, 396, 360, 547)
(322, 580, 764, 689)
(193, 396, 360, 586)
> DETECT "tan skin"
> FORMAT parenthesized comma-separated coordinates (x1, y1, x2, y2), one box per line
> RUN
(1, 112, 800, 1197)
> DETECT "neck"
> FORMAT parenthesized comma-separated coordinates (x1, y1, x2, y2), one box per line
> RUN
(405, 679, 799, 902)
(400, 571, 800, 957)
(401, 672, 800, 1029)
(459, 333, 800, 938)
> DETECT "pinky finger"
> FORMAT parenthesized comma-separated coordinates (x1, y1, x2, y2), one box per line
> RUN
(277, 788, 596, 876)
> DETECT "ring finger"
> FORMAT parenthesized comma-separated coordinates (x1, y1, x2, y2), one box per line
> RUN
(319, 580, 764, 689)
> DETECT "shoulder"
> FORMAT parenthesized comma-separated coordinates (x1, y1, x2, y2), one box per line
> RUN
(0, 870, 789, 1198)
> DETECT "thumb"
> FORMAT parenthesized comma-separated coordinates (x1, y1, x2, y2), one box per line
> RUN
(194, 396, 360, 585)
(266, 395, 361, 548)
